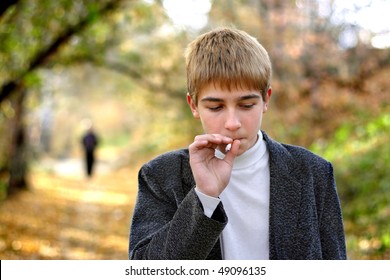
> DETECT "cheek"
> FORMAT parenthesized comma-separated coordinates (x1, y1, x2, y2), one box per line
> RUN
(243, 111, 263, 128)
(201, 118, 222, 133)
(199, 112, 224, 133)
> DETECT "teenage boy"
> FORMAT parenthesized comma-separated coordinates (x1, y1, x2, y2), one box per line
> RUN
(129, 27, 346, 260)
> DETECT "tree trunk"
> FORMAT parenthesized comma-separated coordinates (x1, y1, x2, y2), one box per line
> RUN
(7, 86, 28, 195)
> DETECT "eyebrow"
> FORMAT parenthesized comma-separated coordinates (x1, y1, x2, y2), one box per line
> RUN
(200, 94, 261, 103)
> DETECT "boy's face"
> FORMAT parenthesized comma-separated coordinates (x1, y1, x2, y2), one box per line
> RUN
(188, 83, 271, 156)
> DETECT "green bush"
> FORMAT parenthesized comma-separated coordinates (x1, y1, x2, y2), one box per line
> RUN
(312, 114, 390, 259)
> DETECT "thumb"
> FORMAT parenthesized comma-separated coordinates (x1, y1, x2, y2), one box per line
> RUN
(223, 139, 241, 166)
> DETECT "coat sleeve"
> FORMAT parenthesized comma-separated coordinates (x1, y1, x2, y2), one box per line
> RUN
(318, 162, 347, 259)
(129, 158, 227, 260)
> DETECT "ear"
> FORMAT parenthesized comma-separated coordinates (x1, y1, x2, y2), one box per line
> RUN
(187, 93, 200, 119)
(263, 87, 272, 113)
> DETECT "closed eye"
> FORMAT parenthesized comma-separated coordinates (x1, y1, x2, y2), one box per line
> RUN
(240, 103, 256, 109)
(208, 105, 223, 111)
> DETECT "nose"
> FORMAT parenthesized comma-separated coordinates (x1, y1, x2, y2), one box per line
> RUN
(224, 110, 241, 131)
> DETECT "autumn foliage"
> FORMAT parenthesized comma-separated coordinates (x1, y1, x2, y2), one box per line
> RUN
(0, 0, 389, 259)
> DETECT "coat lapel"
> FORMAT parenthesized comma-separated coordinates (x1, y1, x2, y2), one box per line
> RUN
(263, 132, 304, 259)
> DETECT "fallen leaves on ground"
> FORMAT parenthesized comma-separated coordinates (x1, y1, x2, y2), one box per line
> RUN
(0, 166, 138, 260)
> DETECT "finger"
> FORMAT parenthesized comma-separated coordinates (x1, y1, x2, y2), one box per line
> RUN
(198, 134, 232, 153)
(192, 134, 232, 149)
(197, 134, 232, 143)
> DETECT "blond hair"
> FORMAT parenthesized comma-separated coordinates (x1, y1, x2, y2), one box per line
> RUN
(185, 27, 272, 104)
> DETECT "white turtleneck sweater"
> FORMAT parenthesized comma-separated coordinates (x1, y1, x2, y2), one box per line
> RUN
(195, 131, 270, 259)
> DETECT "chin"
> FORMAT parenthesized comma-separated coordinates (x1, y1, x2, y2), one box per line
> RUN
(236, 147, 247, 156)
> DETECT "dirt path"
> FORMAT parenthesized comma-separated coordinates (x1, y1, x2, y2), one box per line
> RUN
(0, 160, 139, 260)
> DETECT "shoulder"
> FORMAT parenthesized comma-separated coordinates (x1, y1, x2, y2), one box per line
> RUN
(138, 148, 195, 198)
(143, 148, 189, 170)
(139, 148, 192, 183)
(262, 131, 332, 173)
(283, 143, 329, 166)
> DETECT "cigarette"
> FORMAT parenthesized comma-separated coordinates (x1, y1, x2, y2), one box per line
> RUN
(225, 143, 232, 152)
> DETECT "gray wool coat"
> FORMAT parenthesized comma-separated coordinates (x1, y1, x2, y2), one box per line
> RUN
(129, 132, 347, 260)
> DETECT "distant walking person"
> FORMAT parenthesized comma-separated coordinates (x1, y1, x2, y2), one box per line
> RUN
(81, 123, 99, 177)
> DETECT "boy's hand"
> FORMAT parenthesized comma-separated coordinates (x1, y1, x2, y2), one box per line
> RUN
(189, 134, 241, 197)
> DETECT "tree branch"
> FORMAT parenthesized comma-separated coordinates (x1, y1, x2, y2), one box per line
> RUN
(0, 0, 19, 18)
(0, 0, 125, 104)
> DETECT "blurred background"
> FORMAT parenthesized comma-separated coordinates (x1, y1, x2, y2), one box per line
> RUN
(0, 0, 389, 260)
